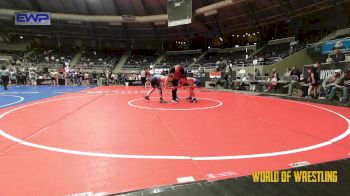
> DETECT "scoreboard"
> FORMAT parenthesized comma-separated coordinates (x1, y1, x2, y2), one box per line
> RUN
(167, 0, 192, 27)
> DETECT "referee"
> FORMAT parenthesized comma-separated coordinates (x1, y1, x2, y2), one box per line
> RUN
(169, 65, 185, 102)
(0, 66, 10, 90)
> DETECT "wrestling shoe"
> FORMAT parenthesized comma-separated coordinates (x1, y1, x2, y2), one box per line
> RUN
(186, 97, 192, 100)
(160, 98, 167, 104)
(171, 99, 179, 103)
(144, 95, 150, 100)
(190, 98, 197, 103)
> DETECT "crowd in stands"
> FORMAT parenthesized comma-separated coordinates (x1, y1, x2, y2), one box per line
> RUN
(199, 50, 252, 66)
(126, 50, 157, 66)
(0, 50, 25, 62)
(160, 54, 198, 67)
(77, 49, 118, 69)
(126, 55, 155, 65)
(25, 48, 73, 66)
(256, 43, 290, 59)
(0, 64, 116, 87)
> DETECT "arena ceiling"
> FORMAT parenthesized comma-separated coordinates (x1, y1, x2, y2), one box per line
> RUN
(0, 0, 349, 41)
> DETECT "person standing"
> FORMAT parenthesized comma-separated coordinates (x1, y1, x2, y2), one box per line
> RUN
(29, 69, 37, 86)
(140, 68, 147, 87)
(169, 65, 185, 102)
(9, 68, 17, 86)
(307, 61, 321, 99)
(0, 66, 10, 90)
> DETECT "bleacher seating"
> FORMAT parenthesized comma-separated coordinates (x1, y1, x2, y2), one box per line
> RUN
(126, 50, 157, 66)
(25, 48, 73, 67)
(77, 49, 120, 69)
(161, 54, 199, 66)
(255, 43, 291, 65)
(199, 50, 252, 65)
(0, 50, 25, 62)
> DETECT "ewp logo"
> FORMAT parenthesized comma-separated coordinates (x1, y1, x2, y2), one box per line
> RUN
(15, 12, 51, 25)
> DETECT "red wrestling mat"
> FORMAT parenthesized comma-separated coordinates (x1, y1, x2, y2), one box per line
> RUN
(0, 86, 350, 195)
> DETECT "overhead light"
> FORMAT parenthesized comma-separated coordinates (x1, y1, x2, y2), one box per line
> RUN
(208, 46, 211, 49)
(246, 33, 248, 35)
(219, 37, 223, 42)
(253, 33, 256, 35)
(20, 36, 23, 39)
(235, 45, 239, 47)
(243, 35, 245, 37)
(254, 42, 257, 45)
(257, 32, 260, 34)
(237, 35, 239, 37)
(232, 34, 235, 37)
(248, 34, 251, 36)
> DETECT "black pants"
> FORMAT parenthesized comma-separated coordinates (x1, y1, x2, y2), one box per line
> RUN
(171, 79, 179, 99)
(141, 77, 146, 86)
(21, 75, 27, 85)
(1, 75, 9, 90)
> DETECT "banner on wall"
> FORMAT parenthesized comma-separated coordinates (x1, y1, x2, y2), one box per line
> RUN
(209, 72, 221, 78)
(15, 12, 51, 25)
(321, 39, 350, 54)
(303, 61, 350, 81)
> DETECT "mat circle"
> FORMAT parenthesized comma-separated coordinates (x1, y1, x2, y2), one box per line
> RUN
(128, 97, 223, 111)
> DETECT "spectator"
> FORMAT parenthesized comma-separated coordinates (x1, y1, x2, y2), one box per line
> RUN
(21, 68, 27, 86)
(328, 69, 350, 102)
(330, 42, 345, 63)
(0, 66, 10, 90)
(237, 74, 250, 90)
(222, 72, 230, 89)
(83, 72, 90, 85)
(49, 70, 57, 86)
(16, 70, 23, 85)
(140, 68, 147, 87)
(92, 71, 98, 85)
(291, 66, 301, 79)
(250, 69, 260, 91)
(29, 70, 37, 86)
(284, 68, 292, 77)
(289, 45, 294, 55)
(264, 71, 279, 92)
(9, 69, 17, 85)
(319, 69, 341, 99)
(77, 69, 83, 86)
